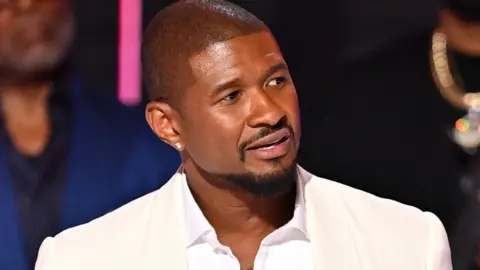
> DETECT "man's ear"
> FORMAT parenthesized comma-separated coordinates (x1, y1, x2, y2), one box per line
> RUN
(146, 101, 183, 150)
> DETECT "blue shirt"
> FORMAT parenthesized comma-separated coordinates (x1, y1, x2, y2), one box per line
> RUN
(0, 77, 71, 268)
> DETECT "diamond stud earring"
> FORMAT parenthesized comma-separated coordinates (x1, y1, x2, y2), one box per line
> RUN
(174, 142, 183, 150)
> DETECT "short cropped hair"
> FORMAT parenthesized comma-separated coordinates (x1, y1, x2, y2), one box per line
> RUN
(141, 0, 269, 105)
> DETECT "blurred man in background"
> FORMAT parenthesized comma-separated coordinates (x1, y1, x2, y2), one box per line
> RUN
(434, 1, 480, 269)
(0, 0, 180, 269)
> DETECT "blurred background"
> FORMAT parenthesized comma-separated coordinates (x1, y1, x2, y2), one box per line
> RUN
(2, 0, 480, 269)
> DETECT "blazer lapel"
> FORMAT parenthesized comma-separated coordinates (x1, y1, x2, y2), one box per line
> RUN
(301, 168, 364, 270)
(140, 171, 188, 270)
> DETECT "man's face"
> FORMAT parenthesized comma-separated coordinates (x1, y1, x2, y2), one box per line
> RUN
(179, 32, 301, 195)
(0, 0, 74, 74)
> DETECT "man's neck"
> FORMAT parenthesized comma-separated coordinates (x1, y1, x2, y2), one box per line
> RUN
(183, 162, 296, 238)
(0, 81, 53, 156)
(439, 9, 480, 56)
(1, 82, 52, 116)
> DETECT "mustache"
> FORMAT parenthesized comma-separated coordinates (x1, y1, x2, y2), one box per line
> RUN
(238, 118, 294, 154)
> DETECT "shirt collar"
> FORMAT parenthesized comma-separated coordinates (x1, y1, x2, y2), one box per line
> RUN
(181, 165, 310, 248)
(181, 172, 214, 247)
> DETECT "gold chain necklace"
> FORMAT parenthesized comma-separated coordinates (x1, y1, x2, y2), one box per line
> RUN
(431, 29, 480, 149)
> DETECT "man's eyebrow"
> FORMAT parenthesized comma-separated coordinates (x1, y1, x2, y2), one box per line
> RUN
(209, 62, 288, 97)
(260, 62, 288, 84)
(210, 78, 243, 97)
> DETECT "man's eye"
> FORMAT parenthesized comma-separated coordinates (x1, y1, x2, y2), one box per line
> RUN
(266, 77, 286, 87)
(222, 90, 241, 102)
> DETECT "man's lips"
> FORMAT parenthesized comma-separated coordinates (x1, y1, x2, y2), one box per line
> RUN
(245, 128, 291, 150)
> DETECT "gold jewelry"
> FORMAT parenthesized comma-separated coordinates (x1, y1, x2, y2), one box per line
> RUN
(431, 30, 480, 109)
(431, 29, 480, 149)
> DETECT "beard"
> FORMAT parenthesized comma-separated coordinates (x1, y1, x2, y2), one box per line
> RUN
(213, 161, 297, 197)
(0, 13, 74, 74)
(444, 0, 480, 22)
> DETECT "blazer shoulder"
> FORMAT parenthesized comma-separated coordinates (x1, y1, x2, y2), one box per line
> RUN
(312, 174, 429, 222)
(66, 187, 158, 237)
(35, 190, 160, 269)
(307, 174, 451, 269)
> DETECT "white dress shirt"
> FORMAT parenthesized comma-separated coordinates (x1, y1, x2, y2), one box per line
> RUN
(182, 176, 313, 270)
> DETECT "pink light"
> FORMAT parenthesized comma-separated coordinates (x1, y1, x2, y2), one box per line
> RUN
(118, 0, 142, 105)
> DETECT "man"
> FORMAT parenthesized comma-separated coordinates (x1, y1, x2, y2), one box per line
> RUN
(0, 1, 180, 269)
(433, 1, 480, 269)
(34, 1, 452, 269)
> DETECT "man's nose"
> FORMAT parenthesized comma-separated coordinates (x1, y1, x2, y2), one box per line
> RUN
(246, 90, 285, 128)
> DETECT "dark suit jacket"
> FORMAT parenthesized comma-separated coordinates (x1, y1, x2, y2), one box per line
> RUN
(451, 152, 480, 270)
(0, 76, 181, 270)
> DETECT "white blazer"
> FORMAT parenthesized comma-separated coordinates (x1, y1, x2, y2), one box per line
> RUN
(35, 166, 452, 270)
